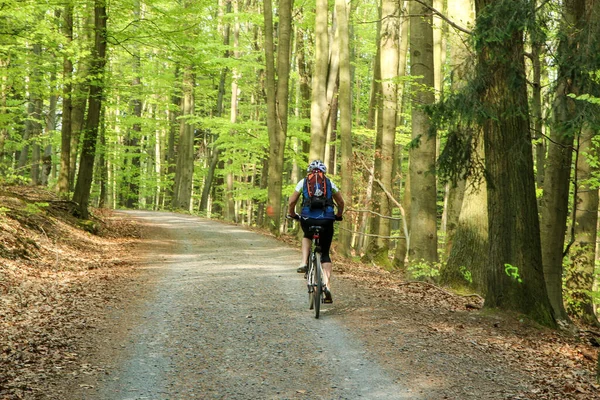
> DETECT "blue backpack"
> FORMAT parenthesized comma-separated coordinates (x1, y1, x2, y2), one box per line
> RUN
(302, 170, 333, 210)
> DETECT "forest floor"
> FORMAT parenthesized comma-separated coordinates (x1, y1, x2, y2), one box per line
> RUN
(0, 185, 599, 399)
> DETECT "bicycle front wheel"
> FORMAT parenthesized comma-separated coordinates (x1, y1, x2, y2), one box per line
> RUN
(314, 253, 322, 319)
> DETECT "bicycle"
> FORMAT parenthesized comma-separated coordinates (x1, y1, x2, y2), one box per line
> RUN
(306, 225, 326, 319)
(287, 214, 329, 319)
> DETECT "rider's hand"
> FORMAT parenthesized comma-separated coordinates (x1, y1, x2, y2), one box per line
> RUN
(287, 213, 300, 220)
(335, 214, 343, 221)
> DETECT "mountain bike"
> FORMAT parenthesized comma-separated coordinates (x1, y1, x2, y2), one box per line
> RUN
(306, 225, 326, 319)
(287, 215, 327, 319)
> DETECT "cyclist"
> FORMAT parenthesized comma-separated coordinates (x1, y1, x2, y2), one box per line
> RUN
(287, 160, 345, 303)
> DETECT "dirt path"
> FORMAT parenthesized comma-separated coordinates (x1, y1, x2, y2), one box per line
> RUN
(52, 211, 591, 399)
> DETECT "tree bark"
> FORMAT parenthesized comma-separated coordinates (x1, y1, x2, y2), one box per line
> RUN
(567, 123, 599, 325)
(309, 0, 329, 161)
(375, 0, 400, 264)
(408, 0, 438, 265)
(72, 0, 108, 219)
(336, 0, 353, 257)
(539, 0, 586, 322)
(58, 3, 73, 196)
(171, 66, 195, 211)
(264, 0, 293, 234)
(475, 0, 555, 327)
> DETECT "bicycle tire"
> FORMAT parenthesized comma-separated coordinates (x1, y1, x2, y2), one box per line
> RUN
(314, 252, 322, 319)
(308, 257, 315, 310)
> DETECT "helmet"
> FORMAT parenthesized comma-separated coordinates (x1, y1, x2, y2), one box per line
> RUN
(307, 159, 327, 173)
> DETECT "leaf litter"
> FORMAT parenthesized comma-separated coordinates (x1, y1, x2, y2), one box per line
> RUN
(0, 185, 599, 399)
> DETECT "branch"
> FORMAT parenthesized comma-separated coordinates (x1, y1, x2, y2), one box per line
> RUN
(348, 207, 402, 220)
(338, 226, 404, 239)
(356, 154, 411, 252)
(411, 0, 472, 35)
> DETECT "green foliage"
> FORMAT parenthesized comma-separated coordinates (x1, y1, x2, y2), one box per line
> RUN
(504, 264, 523, 284)
(24, 202, 48, 216)
(407, 259, 441, 281)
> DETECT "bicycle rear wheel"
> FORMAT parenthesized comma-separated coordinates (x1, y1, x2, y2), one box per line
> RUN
(307, 256, 315, 310)
(314, 253, 322, 319)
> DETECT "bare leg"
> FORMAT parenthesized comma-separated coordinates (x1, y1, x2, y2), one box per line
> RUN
(322, 261, 332, 289)
(302, 237, 311, 266)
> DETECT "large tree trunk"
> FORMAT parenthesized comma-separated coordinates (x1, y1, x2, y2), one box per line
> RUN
(171, 66, 195, 211)
(539, 0, 586, 322)
(309, 0, 329, 161)
(336, 0, 353, 257)
(476, 0, 555, 327)
(441, 137, 488, 293)
(408, 0, 438, 265)
(72, 0, 108, 219)
(264, 0, 293, 234)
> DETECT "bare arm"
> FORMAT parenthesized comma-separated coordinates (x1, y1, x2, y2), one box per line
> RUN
(288, 191, 301, 216)
(333, 192, 345, 217)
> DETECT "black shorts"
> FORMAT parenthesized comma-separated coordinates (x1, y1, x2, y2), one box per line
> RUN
(300, 218, 335, 263)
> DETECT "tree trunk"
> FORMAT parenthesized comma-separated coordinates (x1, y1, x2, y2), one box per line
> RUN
(264, 0, 293, 234)
(442, 0, 474, 256)
(375, 0, 400, 265)
(227, 0, 240, 222)
(58, 3, 73, 196)
(171, 66, 195, 211)
(566, 123, 599, 325)
(408, 0, 437, 265)
(309, 0, 329, 161)
(441, 137, 488, 293)
(337, 0, 353, 257)
(539, 0, 586, 322)
(69, 12, 94, 190)
(366, 5, 382, 130)
(72, 0, 108, 219)
(476, 0, 555, 327)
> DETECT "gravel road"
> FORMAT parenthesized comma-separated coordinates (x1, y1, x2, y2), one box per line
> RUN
(67, 211, 415, 400)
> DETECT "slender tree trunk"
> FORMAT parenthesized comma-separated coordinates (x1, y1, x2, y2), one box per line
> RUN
(567, 123, 599, 325)
(442, 0, 474, 256)
(539, 0, 585, 322)
(227, 0, 240, 222)
(366, 5, 382, 130)
(408, 0, 438, 265)
(69, 12, 94, 190)
(375, 0, 400, 265)
(166, 64, 181, 203)
(58, 3, 73, 196)
(476, 0, 555, 327)
(30, 44, 43, 185)
(72, 0, 108, 219)
(566, 0, 600, 325)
